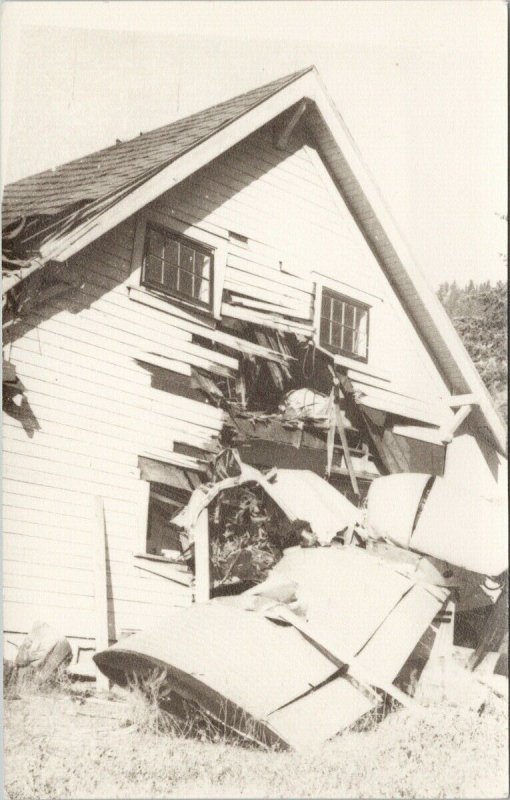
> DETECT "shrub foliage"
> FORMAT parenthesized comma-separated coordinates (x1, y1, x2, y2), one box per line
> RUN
(437, 281, 507, 421)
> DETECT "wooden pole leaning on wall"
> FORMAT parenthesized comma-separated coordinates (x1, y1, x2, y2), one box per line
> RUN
(327, 365, 360, 497)
(93, 496, 110, 691)
(194, 509, 211, 603)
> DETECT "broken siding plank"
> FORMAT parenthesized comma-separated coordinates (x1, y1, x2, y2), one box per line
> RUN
(226, 252, 314, 292)
(15, 309, 198, 373)
(93, 497, 110, 689)
(139, 450, 209, 471)
(355, 388, 449, 428)
(253, 331, 285, 390)
(221, 303, 314, 335)
(227, 251, 315, 294)
(12, 348, 223, 424)
(135, 350, 235, 379)
(3, 421, 143, 467)
(133, 563, 192, 588)
(11, 334, 158, 389)
(193, 511, 210, 603)
(12, 371, 223, 437)
(227, 292, 312, 321)
(128, 287, 292, 363)
(12, 385, 220, 455)
(23, 300, 239, 371)
(5, 394, 217, 454)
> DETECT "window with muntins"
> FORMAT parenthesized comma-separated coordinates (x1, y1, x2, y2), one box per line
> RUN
(141, 223, 213, 310)
(320, 288, 369, 361)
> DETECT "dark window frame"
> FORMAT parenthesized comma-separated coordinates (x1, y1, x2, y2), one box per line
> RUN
(141, 222, 215, 313)
(319, 287, 370, 363)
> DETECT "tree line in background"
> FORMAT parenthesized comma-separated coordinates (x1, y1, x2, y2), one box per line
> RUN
(437, 280, 507, 421)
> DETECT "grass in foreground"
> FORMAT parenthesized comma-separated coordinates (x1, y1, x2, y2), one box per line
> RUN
(3, 674, 509, 799)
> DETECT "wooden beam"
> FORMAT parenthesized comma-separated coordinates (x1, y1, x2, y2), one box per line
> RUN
(446, 394, 478, 408)
(439, 404, 473, 443)
(93, 496, 110, 691)
(193, 509, 210, 603)
(274, 99, 308, 149)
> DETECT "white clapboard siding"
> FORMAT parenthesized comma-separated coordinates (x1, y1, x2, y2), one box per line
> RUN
(3, 600, 95, 639)
(4, 398, 213, 458)
(12, 354, 223, 427)
(3, 420, 142, 466)
(4, 586, 95, 610)
(127, 288, 295, 363)
(226, 252, 314, 294)
(3, 420, 206, 470)
(224, 279, 312, 318)
(185, 161, 360, 245)
(19, 302, 238, 372)
(3, 459, 141, 499)
(4, 531, 95, 562)
(3, 567, 190, 607)
(7, 381, 221, 446)
(4, 123, 452, 645)
(3, 484, 136, 521)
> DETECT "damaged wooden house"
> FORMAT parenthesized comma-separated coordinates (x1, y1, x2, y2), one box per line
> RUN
(2, 66, 507, 668)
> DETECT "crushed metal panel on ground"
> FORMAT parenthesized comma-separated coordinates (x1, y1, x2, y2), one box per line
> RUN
(266, 674, 375, 752)
(268, 469, 360, 542)
(94, 603, 338, 721)
(366, 472, 430, 548)
(411, 478, 508, 575)
(271, 546, 414, 659)
(352, 584, 450, 685)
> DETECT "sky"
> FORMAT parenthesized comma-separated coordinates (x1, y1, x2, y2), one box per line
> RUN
(1, 0, 507, 288)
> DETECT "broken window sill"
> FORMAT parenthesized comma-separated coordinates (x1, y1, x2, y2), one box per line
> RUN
(128, 285, 217, 327)
(134, 552, 186, 566)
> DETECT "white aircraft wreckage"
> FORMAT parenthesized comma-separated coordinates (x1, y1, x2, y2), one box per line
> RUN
(94, 462, 508, 751)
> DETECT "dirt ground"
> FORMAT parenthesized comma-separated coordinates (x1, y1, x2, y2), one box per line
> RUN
(3, 680, 509, 800)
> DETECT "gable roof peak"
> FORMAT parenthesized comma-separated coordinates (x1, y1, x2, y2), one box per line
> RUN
(2, 65, 315, 229)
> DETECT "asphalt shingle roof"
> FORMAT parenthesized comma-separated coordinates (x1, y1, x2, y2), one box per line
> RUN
(2, 67, 312, 228)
